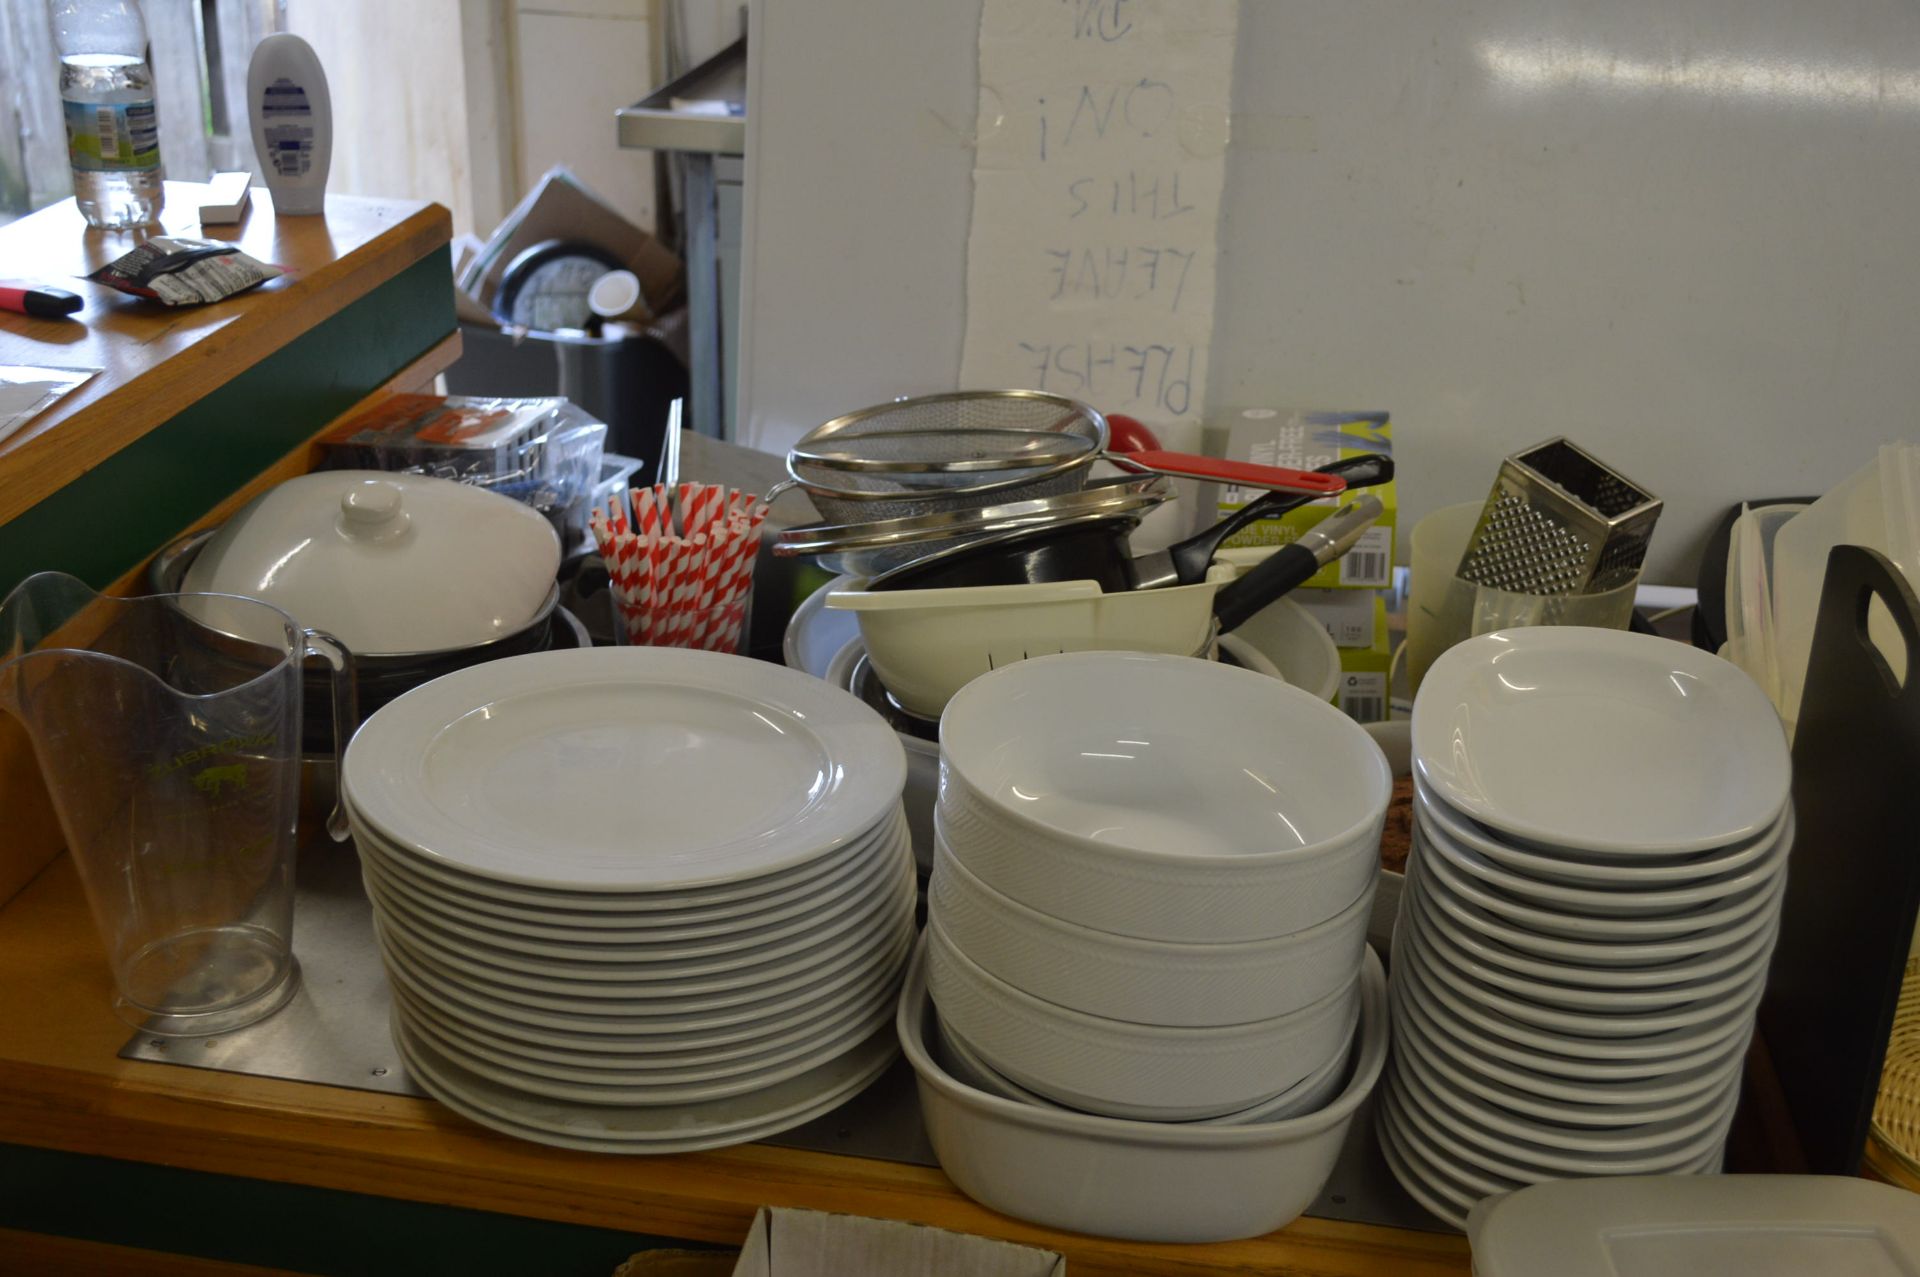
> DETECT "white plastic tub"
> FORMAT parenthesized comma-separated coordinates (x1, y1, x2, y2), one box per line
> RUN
(900, 932, 1389, 1243)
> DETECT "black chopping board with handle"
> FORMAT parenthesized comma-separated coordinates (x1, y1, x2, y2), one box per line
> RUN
(1761, 543, 1920, 1175)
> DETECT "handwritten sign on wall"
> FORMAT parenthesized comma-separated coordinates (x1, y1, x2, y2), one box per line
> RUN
(959, 0, 1239, 433)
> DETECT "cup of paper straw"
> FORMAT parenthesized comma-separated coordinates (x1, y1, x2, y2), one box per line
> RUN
(591, 483, 767, 652)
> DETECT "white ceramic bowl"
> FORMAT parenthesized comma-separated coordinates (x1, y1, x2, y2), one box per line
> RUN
(928, 836, 1373, 1028)
(900, 934, 1390, 1243)
(1221, 594, 1341, 703)
(936, 1000, 1360, 1127)
(925, 918, 1359, 1120)
(939, 651, 1391, 942)
(1412, 628, 1792, 857)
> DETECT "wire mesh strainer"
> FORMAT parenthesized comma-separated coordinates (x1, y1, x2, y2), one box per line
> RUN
(1873, 956, 1920, 1177)
(776, 391, 1109, 523)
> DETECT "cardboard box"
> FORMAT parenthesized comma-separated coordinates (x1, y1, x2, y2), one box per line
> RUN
(1332, 596, 1392, 723)
(1293, 587, 1380, 649)
(730, 1208, 1065, 1277)
(1215, 409, 1396, 589)
(460, 166, 684, 322)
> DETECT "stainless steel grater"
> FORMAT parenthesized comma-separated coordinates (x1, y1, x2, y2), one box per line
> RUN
(1456, 438, 1663, 595)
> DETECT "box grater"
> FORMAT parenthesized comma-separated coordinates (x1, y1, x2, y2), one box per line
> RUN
(1456, 438, 1662, 595)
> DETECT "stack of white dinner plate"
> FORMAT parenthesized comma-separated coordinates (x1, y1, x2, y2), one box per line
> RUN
(1379, 628, 1795, 1228)
(926, 650, 1391, 1125)
(340, 647, 913, 1153)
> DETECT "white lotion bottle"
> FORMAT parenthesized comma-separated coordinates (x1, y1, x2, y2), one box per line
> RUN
(247, 33, 331, 215)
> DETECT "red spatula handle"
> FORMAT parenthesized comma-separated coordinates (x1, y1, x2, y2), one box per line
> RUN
(1114, 450, 1349, 496)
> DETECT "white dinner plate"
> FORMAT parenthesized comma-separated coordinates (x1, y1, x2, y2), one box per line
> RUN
(379, 915, 915, 1043)
(357, 806, 906, 935)
(363, 833, 909, 971)
(1375, 1097, 1480, 1229)
(368, 849, 915, 996)
(374, 899, 917, 1019)
(394, 976, 899, 1102)
(1412, 629, 1791, 856)
(393, 1012, 899, 1153)
(343, 647, 906, 890)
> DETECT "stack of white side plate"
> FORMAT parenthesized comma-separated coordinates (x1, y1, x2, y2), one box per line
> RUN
(1378, 628, 1794, 1228)
(341, 647, 913, 1153)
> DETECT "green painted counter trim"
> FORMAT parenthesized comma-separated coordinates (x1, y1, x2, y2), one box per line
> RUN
(0, 247, 455, 600)
(0, 1141, 723, 1276)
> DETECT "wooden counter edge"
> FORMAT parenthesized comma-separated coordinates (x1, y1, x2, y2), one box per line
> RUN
(0, 201, 453, 527)
(0, 852, 1467, 1277)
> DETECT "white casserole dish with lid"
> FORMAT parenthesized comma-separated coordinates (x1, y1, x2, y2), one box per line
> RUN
(182, 470, 562, 656)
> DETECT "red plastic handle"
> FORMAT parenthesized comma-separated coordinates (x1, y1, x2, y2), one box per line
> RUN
(1104, 413, 1163, 453)
(1113, 450, 1348, 496)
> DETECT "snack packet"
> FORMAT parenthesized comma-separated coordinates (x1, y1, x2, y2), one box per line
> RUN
(88, 237, 283, 306)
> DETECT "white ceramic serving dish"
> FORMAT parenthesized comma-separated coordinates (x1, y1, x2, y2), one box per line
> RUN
(924, 918, 1359, 1121)
(938, 651, 1391, 942)
(1389, 985, 1746, 1128)
(1404, 882, 1779, 1014)
(1389, 930, 1757, 1068)
(393, 1014, 899, 1154)
(343, 647, 906, 891)
(1388, 1045, 1741, 1171)
(1412, 628, 1792, 857)
(1414, 798, 1791, 918)
(1413, 771, 1791, 885)
(1220, 590, 1341, 702)
(183, 471, 562, 655)
(1402, 918, 1770, 1041)
(1409, 853, 1786, 970)
(929, 836, 1372, 1028)
(824, 567, 1234, 719)
(901, 934, 1390, 1243)
(1387, 975, 1747, 1108)
(1412, 821, 1786, 942)
(937, 999, 1360, 1127)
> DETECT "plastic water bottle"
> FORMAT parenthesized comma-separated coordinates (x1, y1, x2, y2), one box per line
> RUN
(51, 0, 165, 229)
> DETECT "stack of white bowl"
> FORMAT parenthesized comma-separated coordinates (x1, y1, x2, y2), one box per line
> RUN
(906, 650, 1393, 1240)
(1378, 628, 1795, 1228)
(341, 647, 915, 1154)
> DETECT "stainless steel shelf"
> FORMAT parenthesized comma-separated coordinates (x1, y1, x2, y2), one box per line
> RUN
(618, 38, 746, 156)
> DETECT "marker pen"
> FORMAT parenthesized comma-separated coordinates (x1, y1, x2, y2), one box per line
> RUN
(0, 285, 83, 318)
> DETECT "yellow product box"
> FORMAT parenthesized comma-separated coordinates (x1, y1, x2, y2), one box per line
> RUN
(1331, 596, 1392, 724)
(1214, 409, 1395, 589)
